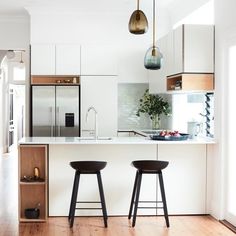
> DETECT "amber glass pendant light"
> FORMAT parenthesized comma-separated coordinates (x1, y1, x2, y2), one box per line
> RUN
(144, 0, 163, 70)
(128, 0, 148, 34)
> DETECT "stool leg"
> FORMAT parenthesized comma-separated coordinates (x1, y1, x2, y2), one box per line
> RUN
(132, 171, 142, 227)
(158, 171, 170, 228)
(68, 170, 78, 221)
(97, 171, 108, 227)
(69, 172, 80, 228)
(128, 171, 139, 219)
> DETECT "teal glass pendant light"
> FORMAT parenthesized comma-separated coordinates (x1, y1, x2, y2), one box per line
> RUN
(144, 0, 163, 70)
(128, 0, 148, 34)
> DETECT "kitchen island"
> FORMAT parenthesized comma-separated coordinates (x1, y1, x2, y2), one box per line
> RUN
(18, 136, 215, 221)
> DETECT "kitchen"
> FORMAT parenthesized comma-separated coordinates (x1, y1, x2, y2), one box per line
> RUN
(0, 0, 236, 235)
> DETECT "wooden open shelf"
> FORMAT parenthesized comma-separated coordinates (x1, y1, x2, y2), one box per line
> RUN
(167, 73, 214, 92)
(18, 145, 48, 222)
(31, 76, 80, 85)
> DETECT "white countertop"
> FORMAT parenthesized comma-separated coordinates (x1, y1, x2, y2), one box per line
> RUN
(18, 136, 216, 145)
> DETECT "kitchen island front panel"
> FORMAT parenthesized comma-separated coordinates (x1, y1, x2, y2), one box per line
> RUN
(49, 144, 157, 216)
(18, 137, 214, 217)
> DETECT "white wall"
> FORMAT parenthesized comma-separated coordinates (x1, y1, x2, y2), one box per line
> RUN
(28, 8, 171, 84)
(0, 16, 30, 153)
(207, 0, 236, 220)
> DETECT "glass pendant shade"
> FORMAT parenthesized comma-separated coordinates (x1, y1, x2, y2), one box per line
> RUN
(144, 46, 163, 70)
(128, 10, 148, 34)
(144, 0, 163, 70)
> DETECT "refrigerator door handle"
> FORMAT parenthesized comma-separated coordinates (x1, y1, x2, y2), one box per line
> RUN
(56, 107, 61, 136)
(50, 106, 53, 137)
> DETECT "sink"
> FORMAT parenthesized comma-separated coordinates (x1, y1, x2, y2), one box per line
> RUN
(77, 137, 112, 141)
(97, 137, 112, 140)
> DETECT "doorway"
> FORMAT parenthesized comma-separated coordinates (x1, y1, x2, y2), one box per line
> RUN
(0, 50, 26, 153)
(8, 85, 25, 152)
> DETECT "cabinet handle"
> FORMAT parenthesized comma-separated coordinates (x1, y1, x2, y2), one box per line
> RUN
(57, 107, 61, 137)
(50, 107, 53, 137)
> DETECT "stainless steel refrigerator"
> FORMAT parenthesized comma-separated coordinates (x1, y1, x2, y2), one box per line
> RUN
(32, 85, 80, 137)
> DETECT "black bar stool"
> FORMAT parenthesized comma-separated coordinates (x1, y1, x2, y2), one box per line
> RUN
(68, 161, 108, 228)
(128, 160, 169, 227)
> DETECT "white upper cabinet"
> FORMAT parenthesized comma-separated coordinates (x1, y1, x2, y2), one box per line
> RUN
(172, 24, 214, 75)
(80, 76, 117, 137)
(31, 44, 81, 75)
(56, 44, 80, 75)
(149, 32, 173, 94)
(81, 45, 118, 75)
(31, 44, 56, 75)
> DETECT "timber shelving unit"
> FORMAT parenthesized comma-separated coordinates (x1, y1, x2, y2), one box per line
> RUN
(18, 144, 48, 222)
(166, 73, 214, 92)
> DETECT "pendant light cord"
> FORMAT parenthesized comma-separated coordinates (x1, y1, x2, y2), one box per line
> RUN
(137, 0, 140, 10)
(153, 0, 156, 48)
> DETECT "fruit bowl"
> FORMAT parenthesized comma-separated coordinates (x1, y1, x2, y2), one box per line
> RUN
(150, 131, 189, 141)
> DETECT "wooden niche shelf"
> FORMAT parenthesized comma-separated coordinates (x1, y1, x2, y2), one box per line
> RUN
(31, 76, 80, 85)
(18, 145, 48, 222)
(166, 73, 214, 92)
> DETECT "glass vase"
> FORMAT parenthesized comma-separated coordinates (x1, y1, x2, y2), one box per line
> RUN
(151, 115, 160, 130)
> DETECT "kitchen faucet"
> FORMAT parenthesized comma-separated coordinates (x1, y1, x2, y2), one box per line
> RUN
(86, 106, 98, 139)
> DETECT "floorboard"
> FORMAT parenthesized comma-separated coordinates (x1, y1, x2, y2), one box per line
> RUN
(0, 151, 235, 236)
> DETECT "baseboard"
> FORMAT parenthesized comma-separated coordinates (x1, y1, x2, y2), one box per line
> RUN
(220, 220, 236, 233)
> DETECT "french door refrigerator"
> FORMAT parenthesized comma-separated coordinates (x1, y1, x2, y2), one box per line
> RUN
(32, 85, 80, 137)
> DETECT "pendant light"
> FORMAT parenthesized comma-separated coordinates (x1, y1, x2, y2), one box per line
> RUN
(18, 51, 24, 68)
(128, 0, 148, 34)
(144, 0, 163, 70)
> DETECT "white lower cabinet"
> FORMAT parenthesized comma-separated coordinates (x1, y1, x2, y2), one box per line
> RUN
(48, 144, 207, 216)
(80, 76, 118, 137)
(49, 144, 157, 216)
(158, 144, 207, 214)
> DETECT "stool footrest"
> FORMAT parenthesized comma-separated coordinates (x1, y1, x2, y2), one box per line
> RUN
(138, 201, 163, 203)
(76, 207, 102, 210)
(137, 207, 164, 209)
(76, 201, 101, 204)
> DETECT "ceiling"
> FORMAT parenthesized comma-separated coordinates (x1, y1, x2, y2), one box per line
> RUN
(0, 0, 208, 16)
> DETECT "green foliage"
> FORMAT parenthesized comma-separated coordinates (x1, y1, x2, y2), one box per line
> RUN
(136, 89, 171, 120)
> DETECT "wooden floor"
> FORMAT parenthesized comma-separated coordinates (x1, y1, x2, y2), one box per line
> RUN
(0, 151, 235, 236)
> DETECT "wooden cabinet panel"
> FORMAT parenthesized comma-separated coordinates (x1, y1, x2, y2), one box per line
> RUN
(18, 145, 48, 222)
(167, 73, 214, 92)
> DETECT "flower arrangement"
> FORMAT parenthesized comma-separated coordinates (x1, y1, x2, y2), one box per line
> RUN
(136, 89, 171, 129)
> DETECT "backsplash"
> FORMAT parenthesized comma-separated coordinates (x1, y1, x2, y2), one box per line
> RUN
(118, 83, 151, 130)
(118, 83, 172, 130)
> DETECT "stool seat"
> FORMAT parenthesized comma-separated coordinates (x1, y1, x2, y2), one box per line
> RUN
(70, 161, 107, 173)
(132, 160, 168, 173)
